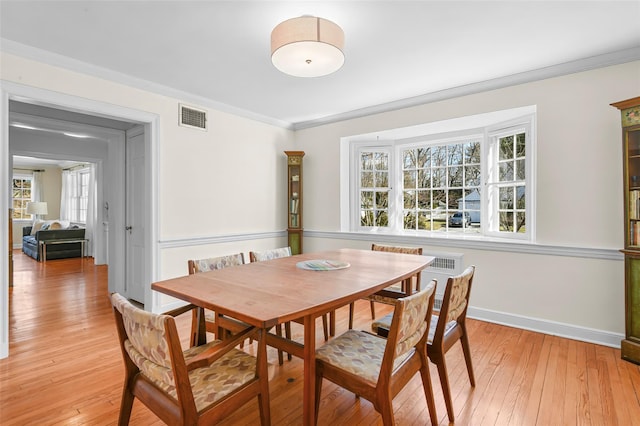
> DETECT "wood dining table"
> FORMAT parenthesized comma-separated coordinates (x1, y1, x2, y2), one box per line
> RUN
(151, 248, 434, 425)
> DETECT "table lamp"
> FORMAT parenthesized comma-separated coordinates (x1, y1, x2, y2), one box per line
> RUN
(26, 201, 48, 222)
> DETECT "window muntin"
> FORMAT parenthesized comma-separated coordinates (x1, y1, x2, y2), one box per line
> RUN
(489, 130, 527, 234)
(359, 150, 390, 228)
(402, 140, 481, 232)
(67, 168, 90, 224)
(349, 115, 534, 241)
(12, 176, 33, 220)
(78, 170, 89, 223)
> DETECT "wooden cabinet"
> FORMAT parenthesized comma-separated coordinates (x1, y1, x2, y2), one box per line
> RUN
(612, 96, 640, 364)
(285, 151, 304, 255)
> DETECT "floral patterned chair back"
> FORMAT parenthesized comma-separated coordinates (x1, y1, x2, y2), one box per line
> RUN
(428, 265, 476, 423)
(248, 245, 329, 362)
(110, 292, 271, 425)
(186, 252, 250, 347)
(188, 252, 245, 275)
(249, 246, 291, 262)
(440, 265, 474, 324)
(314, 281, 439, 425)
(349, 243, 423, 330)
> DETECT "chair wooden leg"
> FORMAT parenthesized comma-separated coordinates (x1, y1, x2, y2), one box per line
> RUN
(256, 329, 271, 426)
(369, 300, 376, 320)
(285, 322, 293, 361)
(418, 353, 438, 426)
(118, 386, 135, 426)
(329, 310, 336, 337)
(314, 368, 323, 425)
(190, 309, 199, 347)
(321, 314, 329, 341)
(378, 397, 395, 426)
(275, 324, 284, 365)
(193, 307, 208, 346)
(348, 302, 355, 329)
(436, 357, 455, 422)
(460, 330, 476, 386)
(210, 312, 219, 340)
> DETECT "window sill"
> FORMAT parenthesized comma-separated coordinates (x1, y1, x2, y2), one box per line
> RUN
(353, 227, 530, 244)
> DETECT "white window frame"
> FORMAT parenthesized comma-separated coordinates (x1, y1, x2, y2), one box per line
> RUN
(394, 133, 484, 234)
(343, 108, 536, 242)
(485, 121, 534, 240)
(66, 167, 91, 224)
(350, 141, 396, 232)
(11, 173, 34, 221)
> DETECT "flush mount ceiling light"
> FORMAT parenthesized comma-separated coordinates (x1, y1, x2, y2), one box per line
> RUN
(271, 16, 345, 78)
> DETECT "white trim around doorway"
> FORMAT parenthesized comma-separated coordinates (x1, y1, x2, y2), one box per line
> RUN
(0, 80, 160, 359)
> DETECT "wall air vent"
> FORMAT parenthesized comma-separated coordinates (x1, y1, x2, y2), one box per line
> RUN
(179, 104, 207, 130)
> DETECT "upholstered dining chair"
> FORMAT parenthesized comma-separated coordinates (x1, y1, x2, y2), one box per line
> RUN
(110, 292, 271, 426)
(348, 243, 423, 329)
(314, 280, 438, 426)
(372, 265, 476, 423)
(249, 247, 330, 362)
(187, 252, 247, 345)
(249, 246, 293, 263)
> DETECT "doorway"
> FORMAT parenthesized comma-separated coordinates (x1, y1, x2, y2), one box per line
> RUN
(1, 82, 159, 358)
(11, 155, 103, 263)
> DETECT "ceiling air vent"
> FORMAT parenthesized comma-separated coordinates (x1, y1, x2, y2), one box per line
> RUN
(179, 104, 207, 131)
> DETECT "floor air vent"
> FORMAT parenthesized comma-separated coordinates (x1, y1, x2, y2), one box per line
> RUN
(419, 251, 464, 309)
(179, 104, 207, 130)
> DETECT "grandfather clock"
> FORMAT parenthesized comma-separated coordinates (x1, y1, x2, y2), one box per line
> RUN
(612, 96, 640, 364)
(285, 151, 304, 255)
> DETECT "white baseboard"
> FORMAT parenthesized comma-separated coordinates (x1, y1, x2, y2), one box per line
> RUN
(154, 298, 624, 349)
(468, 306, 623, 349)
(154, 299, 190, 315)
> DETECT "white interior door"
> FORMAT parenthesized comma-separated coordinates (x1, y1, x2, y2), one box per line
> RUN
(125, 126, 145, 303)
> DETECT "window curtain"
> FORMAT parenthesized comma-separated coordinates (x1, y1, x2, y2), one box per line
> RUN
(32, 170, 44, 203)
(60, 167, 96, 258)
(59, 170, 72, 221)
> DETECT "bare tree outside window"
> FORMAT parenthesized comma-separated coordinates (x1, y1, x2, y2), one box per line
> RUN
(402, 140, 481, 232)
(12, 177, 32, 219)
(497, 132, 526, 233)
(360, 151, 389, 227)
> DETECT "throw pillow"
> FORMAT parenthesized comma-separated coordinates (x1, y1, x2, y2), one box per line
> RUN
(40, 223, 50, 231)
(30, 220, 45, 235)
(48, 220, 70, 230)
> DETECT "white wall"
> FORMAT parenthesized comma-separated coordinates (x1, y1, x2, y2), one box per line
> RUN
(1, 50, 637, 350)
(1, 52, 295, 318)
(295, 61, 640, 346)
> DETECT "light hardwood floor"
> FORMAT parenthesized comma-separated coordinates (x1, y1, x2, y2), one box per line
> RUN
(2, 250, 639, 425)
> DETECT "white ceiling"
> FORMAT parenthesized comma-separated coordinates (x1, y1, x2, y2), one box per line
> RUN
(12, 155, 81, 170)
(1, 1, 639, 129)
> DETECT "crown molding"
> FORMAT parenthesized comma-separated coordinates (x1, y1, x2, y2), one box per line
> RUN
(292, 47, 640, 130)
(0, 39, 294, 130)
(3, 39, 639, 131)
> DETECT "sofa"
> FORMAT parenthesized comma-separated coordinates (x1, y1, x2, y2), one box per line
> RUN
(22, 221, 86, 261)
